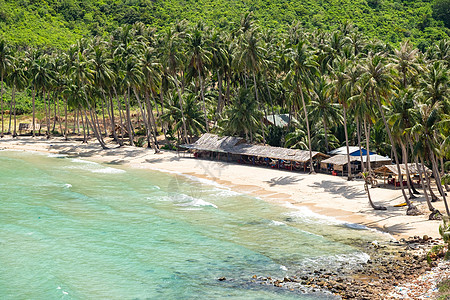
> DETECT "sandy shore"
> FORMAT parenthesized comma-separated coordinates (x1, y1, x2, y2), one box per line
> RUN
(0, 136, 446, 239)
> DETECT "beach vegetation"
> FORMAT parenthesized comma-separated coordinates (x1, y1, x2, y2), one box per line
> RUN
(0, 15, 448, 215)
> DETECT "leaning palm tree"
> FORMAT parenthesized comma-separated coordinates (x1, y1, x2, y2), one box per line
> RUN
(6, 56, 28, 137)
(360, 52, 420, 215)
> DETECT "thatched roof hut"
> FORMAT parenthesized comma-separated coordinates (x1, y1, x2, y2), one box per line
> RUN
(182, 133, 245, 153)
(230, 143, 328, 162)
(321, 155, 360, 166)
(181, 133, 328, 163)
(374, 163, 432, 176)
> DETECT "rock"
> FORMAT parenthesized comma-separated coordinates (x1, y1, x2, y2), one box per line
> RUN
(218, 277, 226, 281)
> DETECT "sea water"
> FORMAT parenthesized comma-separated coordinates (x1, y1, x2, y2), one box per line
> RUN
(0, 151, 390, 299)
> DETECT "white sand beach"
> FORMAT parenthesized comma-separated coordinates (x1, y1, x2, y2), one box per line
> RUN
(1, 136, 446, 239)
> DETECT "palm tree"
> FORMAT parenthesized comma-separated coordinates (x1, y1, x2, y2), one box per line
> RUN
(308, 76, 342, 153)
(332, 58, 353, 180)
(186, 22, 211, 132)
(360, 53, 420, 215)
(6, 55, 28, 137)
(221, 88, 261, 141)
(286, 41, 318, 173)
(0, 39, 12, 137)
(162, 28, 189, 143)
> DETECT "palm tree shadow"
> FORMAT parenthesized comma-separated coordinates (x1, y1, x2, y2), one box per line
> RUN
(309, 180, 366, 199)
(264, 176, 303, 187)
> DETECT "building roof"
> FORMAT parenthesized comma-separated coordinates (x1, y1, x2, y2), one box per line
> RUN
(264, 114, 297, 127)
(181, 133, 245, 153)
(321, 155, 360, 165)
(328, 146, 376, 156)
(181, 133, 329, 163)
(373, 163, 432, 176)
(321, 154, 392, 166)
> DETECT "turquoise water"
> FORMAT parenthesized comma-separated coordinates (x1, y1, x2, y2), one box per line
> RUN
(0, 151, 388, 299)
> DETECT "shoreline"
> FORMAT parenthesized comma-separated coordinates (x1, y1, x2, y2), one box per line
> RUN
(1, 136, 449, 298)
(0, 136, 445, 240)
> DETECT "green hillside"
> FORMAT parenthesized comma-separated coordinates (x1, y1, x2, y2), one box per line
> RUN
(0, 0, 449, 49)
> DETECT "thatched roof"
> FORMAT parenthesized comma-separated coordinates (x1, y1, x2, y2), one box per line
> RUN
(321, 155, 360, 165)
(322, 154, 392, 166)
(230, 143, 328, 162)
(181, 133, 245, 153)
(374, 163, 432, 176)
(181, 133, 329, 163)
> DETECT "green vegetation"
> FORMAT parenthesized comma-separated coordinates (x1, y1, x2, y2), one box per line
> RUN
(0, 0, 448, 49)
(0, 16, 449, 215)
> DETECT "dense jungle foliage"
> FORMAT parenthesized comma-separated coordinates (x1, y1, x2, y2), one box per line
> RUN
(0, 0, 449, 49)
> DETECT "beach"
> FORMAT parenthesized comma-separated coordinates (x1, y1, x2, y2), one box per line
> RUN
(0, 136, 446, 240)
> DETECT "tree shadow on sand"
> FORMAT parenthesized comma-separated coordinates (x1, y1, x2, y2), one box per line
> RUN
(265, 176, 303, 187)
(309, 180, 366, 199)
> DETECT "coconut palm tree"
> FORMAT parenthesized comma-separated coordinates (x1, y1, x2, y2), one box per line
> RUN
(286, 41, 318, 173)
(360, 52, 420, 215)
(308, 76, 343, 153)
(0, 39, 12, 137)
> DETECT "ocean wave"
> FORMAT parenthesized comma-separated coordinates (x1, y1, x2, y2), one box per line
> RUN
(91, 167, 126, 174)
(282, 202, 343, 225)
(71, 158, 99, 165)
(304, 251, 370, 267)
(64, 184, 72, 188)
(270, 220, 286, 226)
(47, 153, 68, 158)
(177, 198, 218, 209)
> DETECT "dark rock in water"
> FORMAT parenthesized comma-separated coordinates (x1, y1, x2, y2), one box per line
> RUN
(218, 277, 226, 281)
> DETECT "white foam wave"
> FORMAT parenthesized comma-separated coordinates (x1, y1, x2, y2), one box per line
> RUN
(64, 184, 72, 188)
(149, 167, 241, 197)
(270, 220, 286, 226)
(177, 198, 218, 209)
(48, 153, 68, 158)
(280, 265, 288, 271)
(283, 202, 344, 225)
(91, 167, 126, 174)
(304, 251, 370, 267)
(71, 158, 99, 165)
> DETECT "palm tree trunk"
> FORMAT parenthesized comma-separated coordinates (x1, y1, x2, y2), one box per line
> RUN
(133, 87, 154, 151)
(216, 70, 223, 119)
(64, 97, 68, 140)
(264, 77, 276, 127)
(84, 106, 108, 149)
(252, 72, 266, 145)
(323, 115, 329, 154)
(400, 140, 417, 199)
(356, 118, 365, 172)
(46, 91, 51, 138)
(125, 87, 134, 146)
(364, 118, 371, 173)
(174, 78, 189, 144)
(343, 104, 352, 180)
(0, 74, 4, 137)
(428, 145, 449, 215)
(148, 90, 161, 151)
(8, 91, 13, 134)
(198, 68, 209, 132)
(12, 86, 16, 137)
(101, 97, 107, 137)
(298, 82, 315, 174)
(375, 92, 417, 214)
(107, 92, 121, 146)
(32, 86, 36, 137)
(417, 153, 434, 212)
